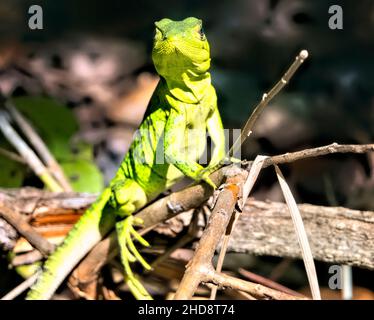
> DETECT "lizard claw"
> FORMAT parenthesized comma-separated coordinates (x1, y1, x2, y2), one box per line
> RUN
(116, 216, 153, 300)
(198, 168, 217, 189)
(202, 175, 217, 189)
(125, 274, 153, 300)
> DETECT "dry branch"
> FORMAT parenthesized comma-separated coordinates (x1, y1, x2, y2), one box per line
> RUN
(173, 169, 305, 300)
(0, 204, 54, 256)
(229, 200, 374, 269)
(210, 155, 268, 299)
(173, 170, 243, 299)
(238, 268, 306, 298)
(209, 271, 305, 300)
(262, 143, 374, 167)
(1, 187, 371, 270)
(12, 250, 43, 266)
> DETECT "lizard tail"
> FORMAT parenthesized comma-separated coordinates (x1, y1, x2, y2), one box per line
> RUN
(26, 188, 116, 300)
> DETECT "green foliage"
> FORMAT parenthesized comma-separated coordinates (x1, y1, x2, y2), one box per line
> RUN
(11, 96, 78, 159)
(0, 96, 103, 192)
(0, 152, 25, 187)
(61, 159, 103, 193)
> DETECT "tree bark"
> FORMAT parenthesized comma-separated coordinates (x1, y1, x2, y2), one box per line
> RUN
(229, 199, 373, 270)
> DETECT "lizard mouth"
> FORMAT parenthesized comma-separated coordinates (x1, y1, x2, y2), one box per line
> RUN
(153, 37, 209, 64)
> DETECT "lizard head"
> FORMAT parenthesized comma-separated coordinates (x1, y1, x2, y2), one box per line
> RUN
(152, 17, 211, 79)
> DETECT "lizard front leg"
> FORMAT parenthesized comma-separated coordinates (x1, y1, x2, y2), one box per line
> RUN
(205, 104, 226, 173)
(164, 108, 217, 189)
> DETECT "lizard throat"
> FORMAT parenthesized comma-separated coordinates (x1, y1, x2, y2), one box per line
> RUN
(162, 71, 212, 104)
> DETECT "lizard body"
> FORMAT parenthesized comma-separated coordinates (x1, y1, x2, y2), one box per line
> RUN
(26, 17, 225, 300)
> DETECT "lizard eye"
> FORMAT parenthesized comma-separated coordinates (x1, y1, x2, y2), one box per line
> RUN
(198, 27, 205, 40)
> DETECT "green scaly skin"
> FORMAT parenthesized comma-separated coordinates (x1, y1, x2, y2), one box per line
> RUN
(26, 17, 225, 300)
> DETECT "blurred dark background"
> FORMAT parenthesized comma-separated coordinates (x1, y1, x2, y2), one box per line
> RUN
(0, 0, 373, 299)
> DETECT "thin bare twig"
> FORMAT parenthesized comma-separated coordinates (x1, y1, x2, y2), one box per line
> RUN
(228, 50, 309, 157)
(263, 143, 374, 168)
(210, 271, 305, 300)
(269, 258, 293, 281)
(1, 270, 41, 300)
(12, 250, 44, 266)
(238, 268, 306, 298)
(0, 147, 26, 163)
(0, 111, 63, 192)
(6, 102, 72, 191)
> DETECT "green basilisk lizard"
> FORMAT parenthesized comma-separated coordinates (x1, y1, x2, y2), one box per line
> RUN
(26, 17, 225, 300)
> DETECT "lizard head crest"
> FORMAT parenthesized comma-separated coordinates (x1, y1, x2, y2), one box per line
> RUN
(152, 17, 211, 79)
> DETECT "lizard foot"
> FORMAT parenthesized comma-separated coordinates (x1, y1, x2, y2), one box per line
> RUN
(116, 216, 153, 300)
